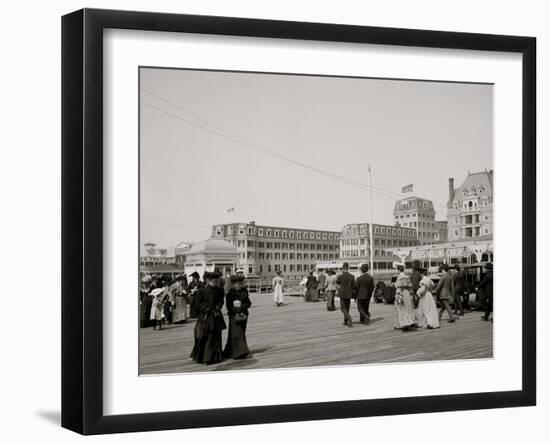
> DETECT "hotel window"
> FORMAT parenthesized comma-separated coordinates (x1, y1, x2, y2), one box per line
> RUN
(274, 242, 280, 249)
(282, 231, 287, 238)
(268, 265, 271, 272)
(275, 253, 280, 260)
(397, 229, 401, 235)
(216, 229, 221, 236)
(258, 242, 264, 248)
(247, 240, 254, 247)
(297, 232, 302, 239)
(328, 234, 333, 240)
(282, 253, 288, 260)
(375, 227, 380, 234)
(283, 265, 287, 272)
(316, 233, 321, 240)
(239, 228, 244, 234)
(289, 253, 295, 260)
(297, 264, 302, 272)
(267, 229, 272, 237)
(259, 265, 263, 273)
(259, 253, 265, 259)
(248, 227, 253, 234)
(297, 253, 302, 260)
(247, 252, 253, 259)
(289, 231, 294, 239)
(258, 228, 263, 236)
(323, 233, 327, 240)
(275, 230, 280, 238)
(290, 264, 295, 272)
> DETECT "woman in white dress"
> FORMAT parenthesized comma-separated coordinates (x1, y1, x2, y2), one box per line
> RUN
(392, 262, 417, 331)
(272, 271, 284, 306)
(416, 269, 440, 329)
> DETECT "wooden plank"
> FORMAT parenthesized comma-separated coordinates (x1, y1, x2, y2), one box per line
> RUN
(139, 293, 492, 374)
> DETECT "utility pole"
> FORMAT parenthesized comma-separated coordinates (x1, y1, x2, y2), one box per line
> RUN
(368, 164, 374, 275)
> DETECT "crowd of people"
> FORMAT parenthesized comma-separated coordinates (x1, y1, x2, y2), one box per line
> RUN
(140, 269, 252, 364)
(294, 259, 493, 329)
(139, 259, 493, 365)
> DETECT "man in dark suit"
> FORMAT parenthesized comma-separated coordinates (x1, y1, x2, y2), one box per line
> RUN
(433, 263, 456, 323)
(451, 264, 466, 315)
(409, 260, 423, 310)
(356, 263, 374, 324)
(336, 262, 356, 327)
(477, 262, 493, 321)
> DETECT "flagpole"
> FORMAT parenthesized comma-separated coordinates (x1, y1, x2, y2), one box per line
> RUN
(368, 165, 374, 275)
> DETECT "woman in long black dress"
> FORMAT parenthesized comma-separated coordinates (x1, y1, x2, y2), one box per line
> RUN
(223, 275, 252, 359)
(305, 271, 319, 302)
(187, 271, 203, 318)
(190, 271, 226, 364)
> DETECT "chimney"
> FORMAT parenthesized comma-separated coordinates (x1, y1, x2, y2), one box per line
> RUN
(448, 178, 455, 203)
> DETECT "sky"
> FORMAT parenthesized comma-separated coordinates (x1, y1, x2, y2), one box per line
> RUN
(140, 68, 493, 249)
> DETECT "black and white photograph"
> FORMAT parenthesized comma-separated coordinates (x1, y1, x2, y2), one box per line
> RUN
(139, 67, 494, 374)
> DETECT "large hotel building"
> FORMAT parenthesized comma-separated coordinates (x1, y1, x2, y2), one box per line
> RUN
(339, 222, 418, 270)
(210, 221, 340, 279)
(447, 170, 493, 241)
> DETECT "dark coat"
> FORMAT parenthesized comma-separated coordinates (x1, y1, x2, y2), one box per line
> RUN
(306, 276, 318, 290)
(226, 288, 252, 317)
(336, 271, 356, 299)
(410, 270, 423, 291)
(223, 288, 251, 359)
(433, 272, 453, 301)
(355, 273, 374, 300)
(452, 271, 466, 294)
(190, 285, 226, 364)
(477, 271, 493, 300)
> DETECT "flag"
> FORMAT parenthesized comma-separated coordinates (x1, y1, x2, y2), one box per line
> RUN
(401, 184, 413, 193)
(227, 207, 235, 214)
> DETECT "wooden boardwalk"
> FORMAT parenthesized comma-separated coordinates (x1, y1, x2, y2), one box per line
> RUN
(139, 293, 493, 375)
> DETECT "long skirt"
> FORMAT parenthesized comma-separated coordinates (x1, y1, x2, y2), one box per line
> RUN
(190, 318, 224, 364)
(172, 295, 188, 323)
(416, 292, 440, 328)
(305, 288, 319, 302)
(223, 318, 250, 359)
(273, 285, 284, 304)
(189, 295, 198, 318)
(394, 290, 417, 329)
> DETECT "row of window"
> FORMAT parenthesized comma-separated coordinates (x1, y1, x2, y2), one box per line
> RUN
(454, 226, 491, 238)
(342, 225, 416, 237)
(395, 212, 435, 220)
(451, 214, 490, 224)
(341, 238, 416, 247)
(234, 240, 338, 251)
(259, 263, 317, 274)
(451, 197, 490, 211)
(396, 200, 433, 211)
(249, 252, 338, 261)
(340, 249, 400, 258)
(215, 225, 339, 241)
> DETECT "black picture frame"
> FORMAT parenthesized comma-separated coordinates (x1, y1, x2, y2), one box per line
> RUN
(62, 8, 536, 435)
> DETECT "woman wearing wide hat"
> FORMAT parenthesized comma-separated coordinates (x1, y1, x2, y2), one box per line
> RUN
(223, 275, 252, 359)
(392, 262, 417, 331)
(190, 271, 226, 364)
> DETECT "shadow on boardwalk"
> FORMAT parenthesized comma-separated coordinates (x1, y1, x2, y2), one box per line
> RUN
(139, 294, 492, 374)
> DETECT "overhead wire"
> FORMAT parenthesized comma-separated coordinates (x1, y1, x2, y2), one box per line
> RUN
(140, 88, 449, 211)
